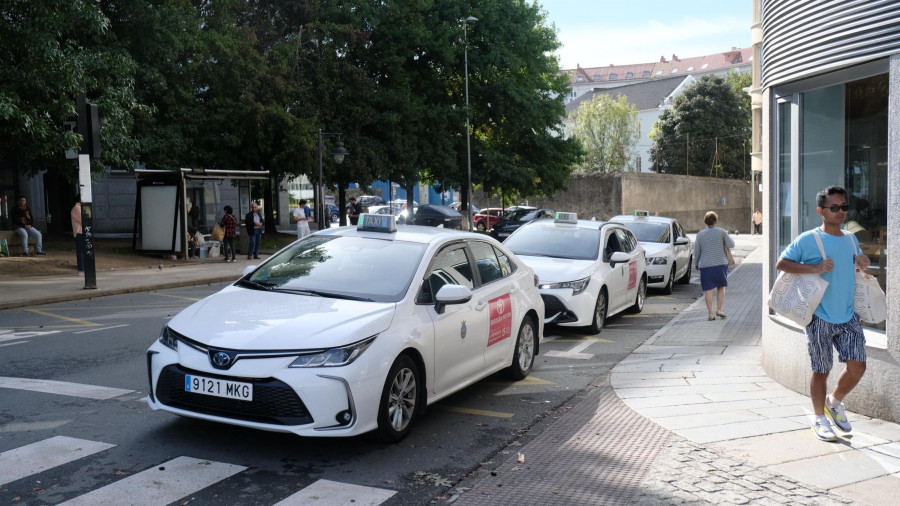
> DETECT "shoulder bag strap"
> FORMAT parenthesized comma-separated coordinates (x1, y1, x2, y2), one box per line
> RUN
(812, 229, 827, 260)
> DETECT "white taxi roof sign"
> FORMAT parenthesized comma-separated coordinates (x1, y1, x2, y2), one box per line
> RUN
(358, 213, 397, 233)
(633, 210, 650, 219)
(554, 212, 578, 224)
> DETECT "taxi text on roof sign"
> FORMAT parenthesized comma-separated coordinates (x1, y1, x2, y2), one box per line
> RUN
(554, 212, 578, 224)
(358, 213, 397, 233)
(633, 210, 650, 218)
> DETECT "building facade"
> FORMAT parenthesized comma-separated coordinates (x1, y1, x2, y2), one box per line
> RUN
(756, 0, 900, 422)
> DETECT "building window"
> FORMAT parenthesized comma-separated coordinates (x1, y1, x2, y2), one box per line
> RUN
(642, 71, 651, 77)
(687, 66, 694, 71)
(671, 68, 678, 74)
(701, 63, 709, 69)
(593, 75, 601, 81)
(576, 76, 584, 82)
(774, 71, 888, 330)
(655, 70, 663, 76)
(609, 73, 617, 80)
(626, 72, 633, 79)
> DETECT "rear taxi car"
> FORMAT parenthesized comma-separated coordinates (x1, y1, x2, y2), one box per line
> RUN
(610, 211, 692, 294)
(503, 212, 647, 333)
(147, 214, 544, 442)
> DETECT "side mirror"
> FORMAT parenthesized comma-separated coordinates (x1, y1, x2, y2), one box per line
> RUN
(242, 265, 257, 277)
(609, 251, 630, 267)
(434, 284, 473, 314)
(675, 237, 690, 245)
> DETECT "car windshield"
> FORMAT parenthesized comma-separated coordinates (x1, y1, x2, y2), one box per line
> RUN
(244, 235, 426, 302)
(506, 209, 540, 222)
(619, 222, 669, 243)
(504, 226, 601, 260)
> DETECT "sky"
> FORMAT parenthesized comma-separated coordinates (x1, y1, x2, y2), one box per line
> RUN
(537, 0, 752, 70)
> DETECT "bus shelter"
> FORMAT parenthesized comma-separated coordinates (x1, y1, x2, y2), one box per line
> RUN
(132, 168, 269, 259)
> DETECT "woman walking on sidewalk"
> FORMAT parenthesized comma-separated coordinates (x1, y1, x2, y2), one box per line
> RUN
(693, 211, 735, 321)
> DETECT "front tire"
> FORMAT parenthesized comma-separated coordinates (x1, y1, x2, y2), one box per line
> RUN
(505, 317, 536, 380)
(375, 355, 420, 443)
(476, 222, 486, 231)
(587, 289, 608, 334)
(630, 277, 646, 313)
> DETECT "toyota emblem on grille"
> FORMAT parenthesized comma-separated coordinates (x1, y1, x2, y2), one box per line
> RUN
(212, 351, 231, 367)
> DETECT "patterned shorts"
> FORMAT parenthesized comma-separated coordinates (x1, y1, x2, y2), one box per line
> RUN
(805, 313, 866, 373)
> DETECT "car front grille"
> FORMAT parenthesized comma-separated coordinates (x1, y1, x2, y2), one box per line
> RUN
(540, 294, 577, 324)
(156, 364, 313, 426)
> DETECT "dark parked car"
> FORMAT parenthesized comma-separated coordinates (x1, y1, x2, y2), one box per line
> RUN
(356, 195, 386, 213)
(490, 208, 555, 241)
(413, 204, 463, 229)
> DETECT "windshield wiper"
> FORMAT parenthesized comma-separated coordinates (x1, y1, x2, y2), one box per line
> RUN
(237, 279, 275, 291)
(273, 288, 376, 302)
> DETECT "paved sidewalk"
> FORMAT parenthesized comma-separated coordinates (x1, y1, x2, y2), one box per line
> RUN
(454, 235, 900, 505)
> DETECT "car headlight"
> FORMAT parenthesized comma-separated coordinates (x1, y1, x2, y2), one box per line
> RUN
(540, 276, 590, 296)
(158, 326, 179, 351)
(289, 336, 376, 368)
(648, 257, 668, 265)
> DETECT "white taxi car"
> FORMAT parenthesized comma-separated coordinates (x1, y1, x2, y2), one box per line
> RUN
(147, 215, 544, 442)
(610, 211, 692, 294)
(502, 213, 647, 333)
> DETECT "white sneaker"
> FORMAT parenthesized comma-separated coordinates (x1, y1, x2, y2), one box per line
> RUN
(812, 416, 837, 442)
(825, 395, 852, 432)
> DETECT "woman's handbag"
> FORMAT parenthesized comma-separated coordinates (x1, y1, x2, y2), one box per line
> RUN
(211, 223, 225, 242)
(767, 231, 828, 327)
(722, 230, 735, 266)
(849, 234, 887, 324)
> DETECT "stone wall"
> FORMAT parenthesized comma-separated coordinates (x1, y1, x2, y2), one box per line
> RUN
(507, 172, 761, 233)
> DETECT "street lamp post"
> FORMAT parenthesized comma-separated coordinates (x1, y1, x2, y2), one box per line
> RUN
(462, 15, 477, 231)
(317, 129, 349, 230)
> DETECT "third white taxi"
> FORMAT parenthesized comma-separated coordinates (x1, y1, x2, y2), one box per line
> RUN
(502, 212, 647, 333)
(610, 211, 692, 294)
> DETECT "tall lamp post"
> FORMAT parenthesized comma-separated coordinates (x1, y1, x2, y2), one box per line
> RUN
(462, 15, 477, 231)
(318, 129, 349, 230)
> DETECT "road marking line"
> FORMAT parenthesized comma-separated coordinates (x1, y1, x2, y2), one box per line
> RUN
(275, 479, 396, 506)
(434, 405, 514, 418)
(0, 377, 133, 400)
(486, 375, 554, 386)
(149, 292, 202, 302)
(0, 341, 29, 348)
(74, 324, 130, 334)
(25, 309, 100, 327)
(0, 436, 116, 486)
(0, 330, 61, 342)
(59, 456, 246, 506)
(544, 336, 610, 360)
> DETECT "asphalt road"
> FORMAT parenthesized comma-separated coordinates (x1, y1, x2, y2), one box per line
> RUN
(0, 278, 703, 505)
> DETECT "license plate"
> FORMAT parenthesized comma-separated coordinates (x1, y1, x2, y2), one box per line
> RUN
(185, 374, 253, 401)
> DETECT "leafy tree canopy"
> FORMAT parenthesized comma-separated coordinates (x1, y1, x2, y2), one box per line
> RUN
(649, 74, 750, 179)
(569, 93, 639, 173)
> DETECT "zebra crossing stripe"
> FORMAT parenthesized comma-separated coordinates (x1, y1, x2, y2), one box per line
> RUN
(274, 479, 396, 506)
(0, 436, 116, 486)
(0, 376, 133, 400)
(59, 456, 246, 506)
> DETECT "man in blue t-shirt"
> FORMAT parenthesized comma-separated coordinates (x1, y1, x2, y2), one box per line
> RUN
(776, 185, 869, 442)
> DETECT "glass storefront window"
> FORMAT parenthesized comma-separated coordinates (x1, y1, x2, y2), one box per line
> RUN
(774, 71, 888, 330)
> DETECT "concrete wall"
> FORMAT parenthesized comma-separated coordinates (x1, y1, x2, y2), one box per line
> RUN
(518, 172, 761, 233)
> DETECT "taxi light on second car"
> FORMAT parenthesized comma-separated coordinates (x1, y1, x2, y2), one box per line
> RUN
(289, 336, 376, 368)
(539, 276, 590, 296)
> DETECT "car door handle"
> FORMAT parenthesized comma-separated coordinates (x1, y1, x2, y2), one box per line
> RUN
(475, 301, 488, 311)
(509, 287, 518, 294)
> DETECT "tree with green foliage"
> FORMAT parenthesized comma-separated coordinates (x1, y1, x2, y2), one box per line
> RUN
(649, 74, 750, 179)
(0, 0, 140, 177)
(569, 94, 640, 173)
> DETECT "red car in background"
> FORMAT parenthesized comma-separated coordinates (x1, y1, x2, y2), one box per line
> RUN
(473, 208, 508, 231)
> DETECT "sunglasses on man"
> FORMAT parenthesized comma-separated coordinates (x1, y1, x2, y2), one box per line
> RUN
(820, 204, 849, 213)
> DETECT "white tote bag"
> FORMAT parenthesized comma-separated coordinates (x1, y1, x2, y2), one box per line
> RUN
(767, 232, 828, 327)
(849, 234, 887, 324)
